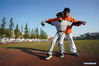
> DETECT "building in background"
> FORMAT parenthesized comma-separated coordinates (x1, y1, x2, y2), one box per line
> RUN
(80, 32, 99, 38)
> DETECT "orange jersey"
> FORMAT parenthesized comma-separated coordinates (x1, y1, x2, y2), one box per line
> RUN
(48, 16, 81, 34)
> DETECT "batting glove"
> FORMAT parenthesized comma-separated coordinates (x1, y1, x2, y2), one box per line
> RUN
(80, 21, 86, 25)
(41, 21, 46, 27)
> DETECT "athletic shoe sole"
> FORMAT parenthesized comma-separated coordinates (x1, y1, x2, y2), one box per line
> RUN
(45, 55, 52, 60)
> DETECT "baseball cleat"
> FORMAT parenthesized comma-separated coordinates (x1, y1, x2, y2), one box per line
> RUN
(71, 53, 79, 56)
(45, 54, 52, 60)
(60, 53, 64, 58)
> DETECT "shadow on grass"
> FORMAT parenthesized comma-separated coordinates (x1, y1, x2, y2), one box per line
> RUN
(6, 47, 48, 60)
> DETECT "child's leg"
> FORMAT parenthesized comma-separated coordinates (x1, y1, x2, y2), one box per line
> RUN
(48, 33, 59, 55)
(58, 37, 65, 53)
(58, 32, 65, 54)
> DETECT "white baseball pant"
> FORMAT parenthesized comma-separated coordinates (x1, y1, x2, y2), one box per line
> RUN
(64, 33, 77, 53)
(48, 32, 65, 55)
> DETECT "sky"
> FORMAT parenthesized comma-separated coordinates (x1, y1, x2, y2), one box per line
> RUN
(0, 0, 99, 37)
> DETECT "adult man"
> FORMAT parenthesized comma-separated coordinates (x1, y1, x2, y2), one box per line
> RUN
(41, 12, 86, 60)
(44, 8, 85, 56)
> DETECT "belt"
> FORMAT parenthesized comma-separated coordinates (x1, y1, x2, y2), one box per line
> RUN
(58, 30, 65, 33)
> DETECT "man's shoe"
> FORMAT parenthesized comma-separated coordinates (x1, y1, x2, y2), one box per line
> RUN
(60, 53, 64, 58)
(45, 54, 52, 60)
(71, 53, 79, 56)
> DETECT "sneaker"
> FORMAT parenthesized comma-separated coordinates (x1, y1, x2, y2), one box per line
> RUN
(71, 53, 79, 56)
(45, 54, 52, 60)
(60, 53, 64, 58)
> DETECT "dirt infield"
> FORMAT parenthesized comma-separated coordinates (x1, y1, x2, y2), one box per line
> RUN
(0, 48, 99, 66)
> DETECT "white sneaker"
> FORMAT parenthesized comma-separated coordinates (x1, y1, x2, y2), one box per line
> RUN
(71, 53, 79, 56)
(45, 54, 52, 60)
(60, 53, 64, 58)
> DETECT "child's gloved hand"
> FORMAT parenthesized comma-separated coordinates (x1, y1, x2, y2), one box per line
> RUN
(41, 21, 46, 27)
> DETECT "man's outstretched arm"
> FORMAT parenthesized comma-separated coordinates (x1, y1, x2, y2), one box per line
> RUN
(72, 21, 86, 26)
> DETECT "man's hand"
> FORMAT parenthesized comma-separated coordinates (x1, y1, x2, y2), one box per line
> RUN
(79, 21, 86, 25)
(72, 21, 87, 26)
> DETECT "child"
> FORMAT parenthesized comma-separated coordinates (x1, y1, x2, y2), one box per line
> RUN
(41, 12, 86, 60)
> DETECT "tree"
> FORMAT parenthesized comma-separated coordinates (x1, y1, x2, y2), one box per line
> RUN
(0, 17, 7, 38)
(0, 28, 6, 38)
(24, 23, 30, 39)
(40, 28, 47, 39)
(9, 18, 14, 38)
(1, 17, 6, 29)
(9, 18, 14, 31)
(24, 23, 29, 34)
(14, 24, 20, 39)
(30, 29, 35, 39)
(5, 29, 12, 39)
(29, 28, 31, 33)
(35, 27, 39, 39)
(21, 24, 23, 33)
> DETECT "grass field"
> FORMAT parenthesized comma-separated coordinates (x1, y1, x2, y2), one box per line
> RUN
(0, 40, 99, 54)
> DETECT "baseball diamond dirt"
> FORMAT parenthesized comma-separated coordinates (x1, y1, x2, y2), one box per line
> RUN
(0, 48, 99, 66)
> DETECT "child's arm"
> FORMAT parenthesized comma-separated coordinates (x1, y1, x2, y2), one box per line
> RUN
(41, 20, 47, 26)
(41, 20, 55, 27)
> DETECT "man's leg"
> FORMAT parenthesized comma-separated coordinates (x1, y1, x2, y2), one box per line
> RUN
(58, 32, 65, 58)
(66, 33, 79, 56)
(45, 33, 59, 60)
